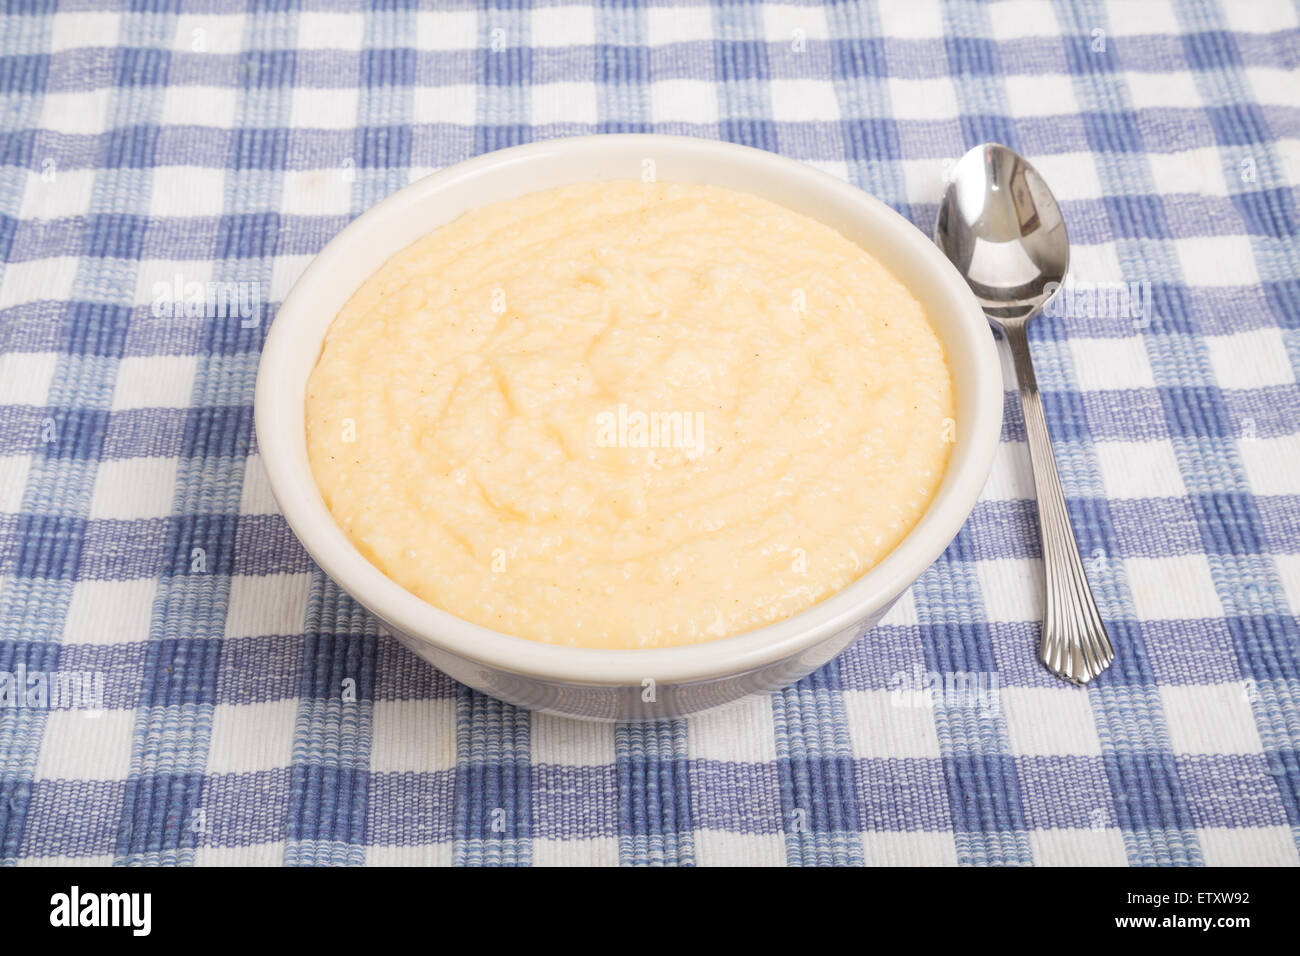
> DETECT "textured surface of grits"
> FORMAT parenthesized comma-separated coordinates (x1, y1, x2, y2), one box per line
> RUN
(307, 181, 953, 647)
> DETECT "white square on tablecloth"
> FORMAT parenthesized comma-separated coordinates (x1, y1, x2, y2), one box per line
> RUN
(48, 12, 120, 53)
(370, 698, 459, 773)
(0, 351, 58, 405)
(268, 253, 313, 306)
(412, 84, 477, 126)
(842, 688, 943, 759)
(880, 585, 919, 626)
(1199, 826, 1300, 866)
(239, 453, 279, 516)
(981, 440, 1035, 503)
(976, 558, 1043, 625)
(1068, 336, 1157, 390)
(1275, 555, 1300, 616)
(1175, 235, 1261, 288)
(1160, 683, 1264, 754)
(1221, 0, 1298, 33)
(160, 85, 238, 129)
(63, 578, 158, 645)
(987, 1, 1063, 40)
(34, 709, 136, 782)
(280, 168, 354, 217)
(645, 5, 713, 46)
(532, 711, 617, 766)
(1238, 434, 1300, 496)
(861, 831, 959, 867)
(1245, 67, 1300, 109)
(887, 77, 959, 120)
(1092, 440, 1188, 500)
(1125, 554, 1224, 620)
(39, 89, 111, 136)
(531, 6, 596, 47)
(19, 170, 96, 220)
(290, 86, 360, 129)
(132, 249, 215, 305)
(531, 82, 598, 126)
(1029, 152, 1103, 202)
(687, 695, 778, 763)
(1279, 138, 1300, 187)
(532, 837, 622, 867)
(206, 699, 300, 775)
(174, 14, 246, 55)
(364, 844, 455, 866)
(1145, 147, 1230, 197)
(1205, 329, 1295, 390)
(0, 455, 31, 515)
(900, 157, 950, 207)
(113, 354, 198, 410)
(1104, 0, 1180, 36)
(804, 159, 850, 183)
(0, 257, 77, 310)
(415, 10, 478, 51)
(693, 830, 787, 867)
(1003, 73, 1080, 117)
(761, 4, 830, 43)
(0, 452, 31, 520)
(195, 844, 288, 867)
(297, 11, 366, 51)
(1068, 242, 1126, 284)
(876, 0, 944, 38)
(650, 79, 718, 125)
(149, 166, 227, 218)
(89, 456, 179, 520)
(768, 78, 840, 122)
(1029, 828, 1129, 866)
(224, 571, 311, 638)
(1001, 686, 1102, 756)
(1126, 70, 1202, 111)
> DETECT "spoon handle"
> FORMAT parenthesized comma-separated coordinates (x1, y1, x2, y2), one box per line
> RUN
(1003, 323, 1115, 684)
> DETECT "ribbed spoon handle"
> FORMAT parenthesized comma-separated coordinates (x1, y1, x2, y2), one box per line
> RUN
(1004, 322, 1115, 684)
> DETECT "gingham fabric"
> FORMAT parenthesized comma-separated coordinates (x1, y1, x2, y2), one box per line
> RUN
(0, 0, 1297, 868)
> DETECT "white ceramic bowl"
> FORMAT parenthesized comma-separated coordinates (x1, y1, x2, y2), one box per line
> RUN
(255, 134, 1002, 721)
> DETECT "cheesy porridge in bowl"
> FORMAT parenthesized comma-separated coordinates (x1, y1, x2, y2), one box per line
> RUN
(305, 180, 954, 650)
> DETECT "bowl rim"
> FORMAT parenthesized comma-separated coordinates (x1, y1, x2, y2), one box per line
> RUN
(254, 133, 1002, 686)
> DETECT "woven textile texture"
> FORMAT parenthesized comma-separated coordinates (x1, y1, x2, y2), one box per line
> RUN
(1, 0, 1298, 866)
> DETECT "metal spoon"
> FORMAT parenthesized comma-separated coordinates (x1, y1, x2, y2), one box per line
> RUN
(935, 142, 1114, 685)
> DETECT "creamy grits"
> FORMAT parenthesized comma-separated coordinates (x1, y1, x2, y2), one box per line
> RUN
(306, 181, 954, 649)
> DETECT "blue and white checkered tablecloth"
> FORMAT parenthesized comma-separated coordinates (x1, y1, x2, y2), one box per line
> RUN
(0, 0, 1297, 867)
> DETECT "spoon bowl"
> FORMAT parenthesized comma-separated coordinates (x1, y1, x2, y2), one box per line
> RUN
(936, 144, 1070, 325)
(936, 143, 1115, 685)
